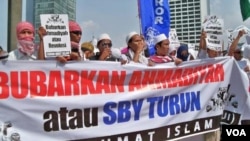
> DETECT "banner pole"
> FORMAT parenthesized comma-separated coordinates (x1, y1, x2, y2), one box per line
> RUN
(137, 0, 142, 35)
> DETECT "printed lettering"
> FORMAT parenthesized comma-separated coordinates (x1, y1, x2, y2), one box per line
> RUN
(43, 107, 98, 132)
(103, 99, 144, 124)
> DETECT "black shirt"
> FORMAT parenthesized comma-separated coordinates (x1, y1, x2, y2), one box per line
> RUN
(89, 52, 117, 61)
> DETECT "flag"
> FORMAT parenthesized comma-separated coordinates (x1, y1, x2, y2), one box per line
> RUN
(240, 0, 250, 21)
(138, 0, 170, 56)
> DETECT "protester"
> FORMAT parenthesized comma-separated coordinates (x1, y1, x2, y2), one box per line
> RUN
(188, 48, 198, 60)
(57, 20, 82, 62)
(243, 44, 250, 79)
(81, 41, 94, 60)
(37, 26, 46, 60)
(168, 44, 177, 57)
(121, 34, 149, 57)
(0, 46, 8, 60)
(176, 44, 190, 61)
(197, 30, 222, 141)
(228, 29, 250, 72)
(37, 20, 81, 63)
(68, 21, 82, 54)
(122, 31, 153, 66)
(89, 33, 118, 61)
(149, 33, 182, 65)
(8, 21, 39, 60)
(243, 43, 250, 60)
(197, 30, 222, 59)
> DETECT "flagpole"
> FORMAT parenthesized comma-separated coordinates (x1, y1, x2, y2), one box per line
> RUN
(137, 0, 142, 35)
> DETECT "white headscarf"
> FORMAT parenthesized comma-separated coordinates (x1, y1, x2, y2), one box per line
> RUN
(168, 44, 177, 57)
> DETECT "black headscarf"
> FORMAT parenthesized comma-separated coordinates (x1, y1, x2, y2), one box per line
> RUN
(177, 45, 189, 61)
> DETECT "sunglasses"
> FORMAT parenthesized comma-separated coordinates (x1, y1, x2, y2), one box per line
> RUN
(101, 42, 112, 47)
(234, 51, 241, 54)
(71, 31, 82, 35)
(71, 48, 79, 52)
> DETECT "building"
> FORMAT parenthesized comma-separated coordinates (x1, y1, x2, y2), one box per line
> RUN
(169, 0, 210, 47)
(7, 0, 23, 51)
(33, 0, 76, 42)
(3, 0, 76, 51)
(23, 0, 34, 24)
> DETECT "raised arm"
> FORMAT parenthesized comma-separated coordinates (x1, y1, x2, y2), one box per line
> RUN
(199, 30, 207, 51)
(228, 29, 245, 56)
(37, 26, 47, 60)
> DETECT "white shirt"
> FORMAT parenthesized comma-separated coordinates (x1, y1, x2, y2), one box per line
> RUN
(197, 49, 208, 59)
(8, 49, 37, 60)
(236, 57, 250, 70)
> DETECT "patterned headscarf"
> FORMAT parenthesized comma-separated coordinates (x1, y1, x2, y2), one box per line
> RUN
(16, 21, 36, 56)
(69, 21, 82, 53)
(16, 21, 35, 40)
(69, 21, 82, 32)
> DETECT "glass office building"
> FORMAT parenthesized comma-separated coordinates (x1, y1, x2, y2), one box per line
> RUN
(33, 0, 76, 42)
(169, 0, 210, 46)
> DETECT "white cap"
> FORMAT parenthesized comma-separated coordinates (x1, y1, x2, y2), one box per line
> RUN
(98, 33, 111, 43)
(154, 34, 167, 45)
(207, 46, 216, 51)
(126, 31, 138, 45)
(168, 43, 177, 54)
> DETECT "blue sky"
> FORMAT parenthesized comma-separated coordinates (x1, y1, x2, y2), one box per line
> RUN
(1, 0, 250, 51)
(0, 0, 8, 50)
(209, 0, 250, 28)
(76, 0, 250, 48)
(75, 0, 140, 48)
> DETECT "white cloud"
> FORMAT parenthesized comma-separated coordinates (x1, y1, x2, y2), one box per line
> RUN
(80, 20, 100, 33)
(78, 20, 100, 42)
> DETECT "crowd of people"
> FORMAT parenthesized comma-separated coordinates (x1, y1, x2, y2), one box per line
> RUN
(1, 20, 250, 141)
(2, 20, 250, 74)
